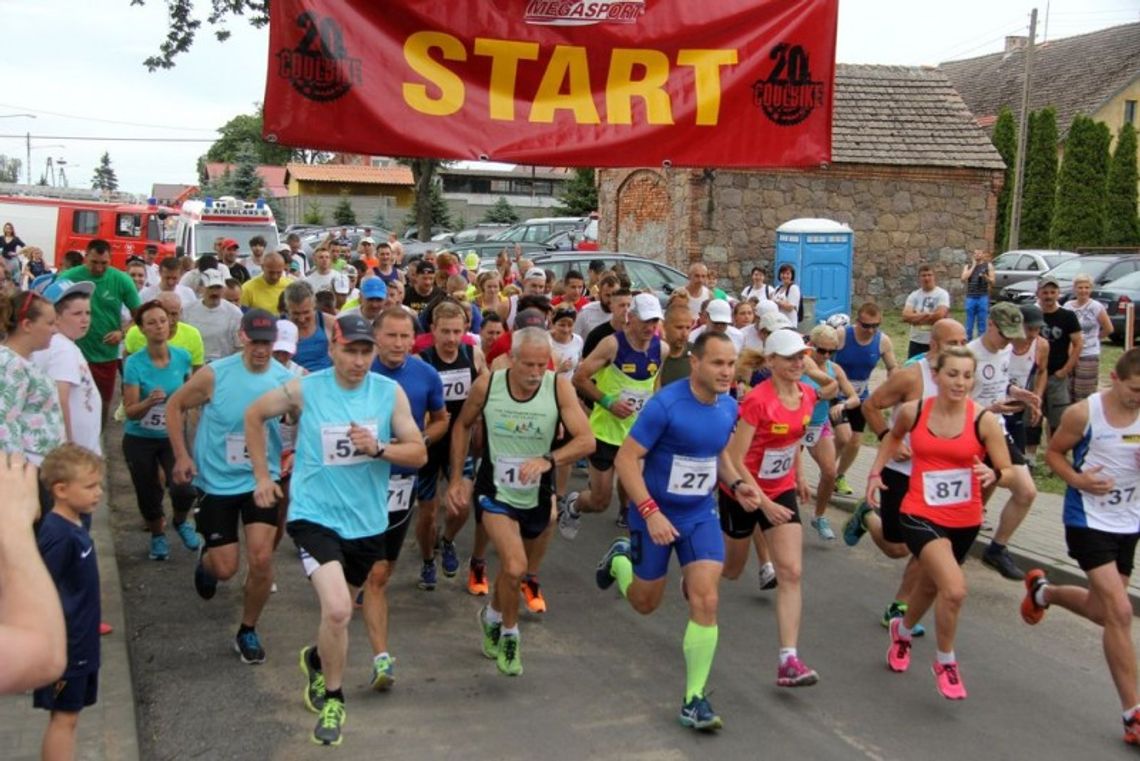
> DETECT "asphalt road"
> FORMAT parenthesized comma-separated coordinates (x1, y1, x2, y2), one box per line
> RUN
(108, 453, 1140, 761)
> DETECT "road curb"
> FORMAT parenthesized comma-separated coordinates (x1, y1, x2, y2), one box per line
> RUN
(826, 493, 1140, 616)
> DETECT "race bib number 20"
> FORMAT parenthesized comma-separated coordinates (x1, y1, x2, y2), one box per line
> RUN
(759, 445, 796, 480)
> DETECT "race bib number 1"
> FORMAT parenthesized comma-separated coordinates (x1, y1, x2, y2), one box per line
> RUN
(140, 402, 167, 431)
(225, 433, 250, 466)
(922, 468, 972, 507)
(387, 475, 415, 514)
(320, 424, 378, 466)
(667, 456, 717, 496)
(494, 456, 531, 490)
(759, 445, 796, 480)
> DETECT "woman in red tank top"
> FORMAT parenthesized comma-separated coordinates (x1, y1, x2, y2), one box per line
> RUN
(865, 346, 1014, 700)
(724, 328, 825, 687)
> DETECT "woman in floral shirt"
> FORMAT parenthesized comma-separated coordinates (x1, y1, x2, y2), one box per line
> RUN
(0, 291, 64, 466)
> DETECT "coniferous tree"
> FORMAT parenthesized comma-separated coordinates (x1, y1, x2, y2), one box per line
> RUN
(91, 152, 119, 192)
(1105, 122, 1140, 246)
(991, 108, 1016, 251)
(482, 196, 520, 224)
(554, 168, 598, 216)
(1021, 108, 1058, 248)
(1051, 115, 1108, 249)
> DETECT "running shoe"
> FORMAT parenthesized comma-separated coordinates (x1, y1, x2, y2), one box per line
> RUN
(312, 697, 346, 746)
(370, 654, 395, 691)
(810, 516, 836, 541)
(478, 605, 501, 659)
(299, 646, 326, 713)
(174, 521, 201, 551)
(776, 655, 819, 687)
(982, 545, 1026, 580)
(758, 562, 778, 591)
(467, 559, 489, 596)
(932, 661, 967, 700)
(194, 545, 217, 600)
(558, 492, 581, 540)
(843, 501, 872, 546)
(886, 617, 911, 673)
(439, 537, 459, 578)
(497, 632, 523, 676)
(679, 694, 723, 731)
(596, 537, 631, 590)
(99, 622, 113, 636)
(418, 559, 437, 591)
(881, 601, 925, 637)
(1020, 568, 1049, 625)
(148, 534, 169, 561)
(234, 629, 266, 665)
(834, 474, 854, 496)
(616, 505, 629, 530)
(1124, 711, 1140, 746)
(521, 576, 547, 613)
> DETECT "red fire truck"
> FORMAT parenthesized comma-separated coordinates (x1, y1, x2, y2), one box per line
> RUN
(0, 193, 176, 269)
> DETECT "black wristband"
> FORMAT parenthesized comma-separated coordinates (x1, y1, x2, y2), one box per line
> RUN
(876, 429, 888, 441)
(371, 445, 386, 460)
(542, 453, 556, 467)
(729, 478, 745, 494)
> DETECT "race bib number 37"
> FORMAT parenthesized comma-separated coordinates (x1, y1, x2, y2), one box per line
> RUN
(667, 455, 717, 497)
(320, 423, 378, 466)
(922, 468, 972, 507)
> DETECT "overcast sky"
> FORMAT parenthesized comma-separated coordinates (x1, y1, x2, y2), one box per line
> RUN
(1, 0, 1135, 194)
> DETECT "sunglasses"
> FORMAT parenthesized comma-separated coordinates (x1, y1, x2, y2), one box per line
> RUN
(858, 321, 881, 330)
(814, 347, 835, 356)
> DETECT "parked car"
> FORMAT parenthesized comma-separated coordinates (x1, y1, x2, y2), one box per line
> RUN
(1090, 269, 1140, 343)
(403, 225, 451, 241)
(488, 216, 593, 244)
(437, 239, 554, 262)
(999, 255, 1140, 304)
(529, 252, 688, 298)
(298, 225, 393, 257)
(990, 249, 1078, 296)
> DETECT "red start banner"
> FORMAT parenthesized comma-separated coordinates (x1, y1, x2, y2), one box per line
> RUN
(262, 0, 838, 168)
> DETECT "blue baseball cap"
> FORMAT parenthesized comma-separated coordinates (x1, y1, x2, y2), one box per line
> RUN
(36, 277, 95, 304)
(361, 278, 388, 300)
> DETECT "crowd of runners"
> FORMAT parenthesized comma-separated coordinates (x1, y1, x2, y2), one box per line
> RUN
(1, 232, 1138, 752)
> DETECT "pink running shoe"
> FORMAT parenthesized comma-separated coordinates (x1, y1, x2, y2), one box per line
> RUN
(932, 661, 967, 700)
(887, 617, 912, 673)
(776, 655, 819, 687)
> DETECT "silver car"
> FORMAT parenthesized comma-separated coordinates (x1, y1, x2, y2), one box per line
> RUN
(990, 249, 1079, 295)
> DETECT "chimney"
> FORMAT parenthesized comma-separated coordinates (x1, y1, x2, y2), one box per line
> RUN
(1005, 35, 1028, 52)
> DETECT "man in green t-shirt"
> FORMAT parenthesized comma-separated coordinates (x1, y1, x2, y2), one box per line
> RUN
(60, 239, 140, 422)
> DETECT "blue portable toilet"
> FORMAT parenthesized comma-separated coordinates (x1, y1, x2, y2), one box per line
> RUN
(774, 218, 854, 324)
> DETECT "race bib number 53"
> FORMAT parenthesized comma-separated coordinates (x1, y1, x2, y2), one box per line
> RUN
(320, 423, 378, 466)
(140, 402, 167, 431)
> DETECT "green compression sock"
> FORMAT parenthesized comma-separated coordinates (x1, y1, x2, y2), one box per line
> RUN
(683, 620, 719, 702)
(610, 554, 633, 597)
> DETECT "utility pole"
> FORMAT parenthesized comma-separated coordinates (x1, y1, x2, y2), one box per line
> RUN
(26, 132, 31, 184)
(1007, 7, 1037, 252)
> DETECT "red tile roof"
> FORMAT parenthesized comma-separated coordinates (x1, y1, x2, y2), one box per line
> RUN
(204, 163, 289, 198)
(284, 163, 415, 186)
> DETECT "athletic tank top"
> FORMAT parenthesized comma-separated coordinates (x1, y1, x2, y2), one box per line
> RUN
(738, 378, 816, 498)
(834, 326, 881, 399)
(968, 337, 1012, 432)
(289, 369, 396, 539)
(293, 314, 333, 372)
(902, 398, 986, 528)
(1007, 340, 1037, 391)
(475, 370, 560, 510)
(802, 360, 835, 446)
(422, 344, 475, 424)
(588, 332, 662, 446)
(1062, 392, 1140, 534)
(193, 354, 293, 496)
(885, 358, 937, 477)
(658, 348, 692, 388)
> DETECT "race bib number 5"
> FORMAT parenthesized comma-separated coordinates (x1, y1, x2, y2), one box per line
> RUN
(667, 456, 717, 497)
(922, 468, 972, 507)
(759, 445, 796, 480)
(320, 424, 378, 466)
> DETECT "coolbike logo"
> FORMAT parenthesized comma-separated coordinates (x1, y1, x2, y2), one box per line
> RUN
(524, 0, 645, 25)
(276, 12, 362, 102)
(752, 43, 825, 126)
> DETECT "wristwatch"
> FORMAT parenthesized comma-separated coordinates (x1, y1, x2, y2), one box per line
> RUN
(371, 445, 386, 460)
(542, 453, 556, 467)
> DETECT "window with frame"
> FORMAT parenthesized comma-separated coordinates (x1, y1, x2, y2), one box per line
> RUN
(71, 210, 100, 235)
(1125, 100, 1136, 126)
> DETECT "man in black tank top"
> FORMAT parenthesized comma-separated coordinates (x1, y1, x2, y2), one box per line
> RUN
(415, 302, 486, 591)
(658, 303, 694, 388)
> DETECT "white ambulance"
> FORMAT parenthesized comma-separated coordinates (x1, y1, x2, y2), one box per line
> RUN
(173, 197, 280, 259)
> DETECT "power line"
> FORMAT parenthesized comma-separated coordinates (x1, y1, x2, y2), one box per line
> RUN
(0, 102, 218, 133)
(0, 134, 214, 143)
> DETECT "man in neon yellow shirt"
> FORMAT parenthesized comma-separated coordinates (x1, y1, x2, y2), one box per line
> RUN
(240, 252, 292, 314)
(125, 292, 205, 370)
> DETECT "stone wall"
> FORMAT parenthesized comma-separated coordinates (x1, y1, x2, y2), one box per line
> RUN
(599, 164, 1004, 306)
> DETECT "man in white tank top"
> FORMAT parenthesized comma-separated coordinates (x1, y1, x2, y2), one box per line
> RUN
(1023, 348, 1140, 748)
(852, 319, 966, 633)
(967, 304, 1042, 580)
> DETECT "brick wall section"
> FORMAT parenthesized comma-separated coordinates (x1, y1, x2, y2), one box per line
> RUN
(600, 164, 1005, 306)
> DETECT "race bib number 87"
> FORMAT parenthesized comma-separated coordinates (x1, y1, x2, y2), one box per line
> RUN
(922, 468, 972, 507)
(320, 423, 378, 466)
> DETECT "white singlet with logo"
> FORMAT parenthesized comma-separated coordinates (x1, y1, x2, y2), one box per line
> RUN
(885, 358, 937, 477)
(1070, 393, 1140, 533)
(968, 337, 1012, 433)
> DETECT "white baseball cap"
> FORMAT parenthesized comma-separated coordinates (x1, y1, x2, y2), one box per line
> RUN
(759, 311, 791, 333)
(764, 328, 808, 358)
(706, 299, 732, 324)
(332, 273, 350, 295)
(273, 319, 298, 355)
(630, 292, 664, 322)
(755, 300, 778, 318)
(201, 269, 225, 289)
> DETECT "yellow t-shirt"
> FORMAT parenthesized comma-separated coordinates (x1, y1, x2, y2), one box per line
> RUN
(240, 275, 292, 313)
(124, 322, 206, 367)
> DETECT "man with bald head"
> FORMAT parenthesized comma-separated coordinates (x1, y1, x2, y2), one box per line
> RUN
(240, 252, 293, 313)
(125, 292, 206, 371)
(684, 264, 711, 322)
(844, 318, 967, 635)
